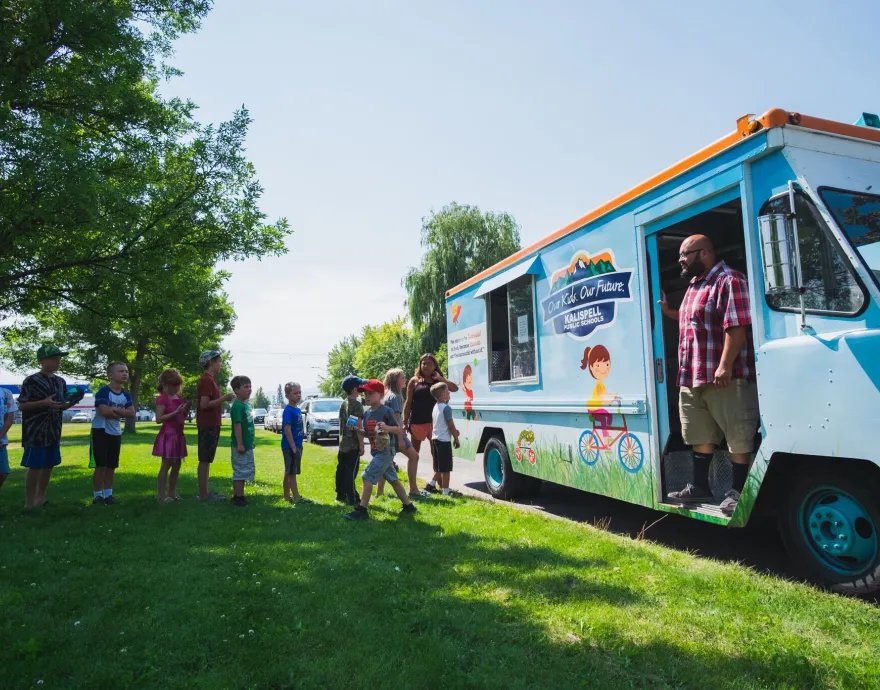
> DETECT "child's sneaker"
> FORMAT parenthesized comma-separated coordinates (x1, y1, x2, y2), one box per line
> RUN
(422, 483, 439, 494)
(103, 495, 120, 505)
(232, 496, 247, 507)
(343, 506, 369, 521)
(400, 503, 418, 516)
(92, 496, 105, 505)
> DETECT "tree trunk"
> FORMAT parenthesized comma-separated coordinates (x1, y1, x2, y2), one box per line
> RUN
(125, 335, 148, 434)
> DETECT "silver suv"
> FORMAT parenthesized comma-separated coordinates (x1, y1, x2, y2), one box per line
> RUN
(302, 397, 343, 443)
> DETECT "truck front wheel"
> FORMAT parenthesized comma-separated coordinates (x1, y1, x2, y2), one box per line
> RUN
(780, 470, 880, 595)
(483, 436, 529, 500)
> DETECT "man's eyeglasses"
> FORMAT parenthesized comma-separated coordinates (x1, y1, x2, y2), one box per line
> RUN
(678, 249, 703, 259)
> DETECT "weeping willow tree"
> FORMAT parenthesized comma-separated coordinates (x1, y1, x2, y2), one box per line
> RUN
(404, 203, 521, 353)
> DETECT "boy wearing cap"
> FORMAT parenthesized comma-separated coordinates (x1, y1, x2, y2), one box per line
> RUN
(344, 379, 417, 521)
(16, 345, 80, 507)
(197, 350, 235, 501)
(336, 375, 367, 505)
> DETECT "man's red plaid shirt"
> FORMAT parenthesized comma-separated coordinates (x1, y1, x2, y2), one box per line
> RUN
(677, 261, 756, 388)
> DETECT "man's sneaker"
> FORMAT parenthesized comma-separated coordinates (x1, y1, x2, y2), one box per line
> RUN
(666, 483, 713, 503)
(422, 484, 439, 494)
(400, 503, 418, 516)
(103, 495, 119, 506)
(720, 489, 741, 517)
(92, 496, 105, 505)
(343, 506, 369, 521)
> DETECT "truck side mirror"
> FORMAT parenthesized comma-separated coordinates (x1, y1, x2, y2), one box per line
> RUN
(758, 213, 800, 293)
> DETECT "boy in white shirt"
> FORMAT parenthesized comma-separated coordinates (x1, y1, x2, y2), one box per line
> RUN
(430, 382, 460, 496)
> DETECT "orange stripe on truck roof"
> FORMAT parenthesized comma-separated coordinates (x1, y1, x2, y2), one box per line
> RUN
(446, 108, 880, 298)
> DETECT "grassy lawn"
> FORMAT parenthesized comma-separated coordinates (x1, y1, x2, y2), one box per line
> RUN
(1, 424, 879, 689)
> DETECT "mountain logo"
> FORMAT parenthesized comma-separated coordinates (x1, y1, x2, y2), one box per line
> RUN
(541, 249, 633, 339)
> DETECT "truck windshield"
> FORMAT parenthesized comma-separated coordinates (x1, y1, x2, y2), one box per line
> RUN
(820, 188, 880, 285)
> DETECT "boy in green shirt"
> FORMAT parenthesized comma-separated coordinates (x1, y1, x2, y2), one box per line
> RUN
(229, 375, 255, 507)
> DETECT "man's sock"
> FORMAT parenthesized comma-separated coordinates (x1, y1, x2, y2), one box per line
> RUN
(94, 490, 102, 499)
(692, 452, 713, 492)
(104, 488, 113, 498)
(731, 462, 749, 492)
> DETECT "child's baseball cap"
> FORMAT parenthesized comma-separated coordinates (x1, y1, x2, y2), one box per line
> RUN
(361, 379, 385, 396)
(341, 375, 369, 393)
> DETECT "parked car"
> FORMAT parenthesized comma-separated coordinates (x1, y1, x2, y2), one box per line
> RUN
(264, 408, 283, 433)
(136, 409, 154, 422)
(71, 412, 92, 423)
(253, 408, 268, 425)
(302, 398, 342, 443)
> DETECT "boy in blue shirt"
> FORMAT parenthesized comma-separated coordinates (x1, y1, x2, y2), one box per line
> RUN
(91, 362, 135, 505)
(282, 382, 312, 504)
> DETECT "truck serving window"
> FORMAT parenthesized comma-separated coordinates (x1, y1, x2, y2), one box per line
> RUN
(487, 274, 537, 383)
(760, 192, 865, 314)
(818, 187, 880, 288)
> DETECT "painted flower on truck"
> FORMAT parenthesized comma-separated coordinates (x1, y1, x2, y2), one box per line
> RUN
(541, 250, 633, 339)
(515, 428, 537, 465)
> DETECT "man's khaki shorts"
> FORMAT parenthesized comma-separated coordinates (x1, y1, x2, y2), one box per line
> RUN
(679, 379, 759, 454)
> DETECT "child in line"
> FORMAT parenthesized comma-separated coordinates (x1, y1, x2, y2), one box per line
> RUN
(153, 369, 190, 503)
(281, 381, 312, 505)
(344, 379, 417, 521)
(378, 369, 424, 499)
(336, 376, 367, 505)
(230, 375, 256, 507)
(430, 382, 460, 496)
(91, 362, 134, 505)
(0, 386, 18, 495)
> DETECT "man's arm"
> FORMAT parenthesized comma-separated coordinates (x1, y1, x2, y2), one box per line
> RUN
(715, 326, 747, 388)
(658, 291, 679, 321)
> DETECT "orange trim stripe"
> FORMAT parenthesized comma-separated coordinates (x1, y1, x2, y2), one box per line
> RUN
(446, 107, 879, 298)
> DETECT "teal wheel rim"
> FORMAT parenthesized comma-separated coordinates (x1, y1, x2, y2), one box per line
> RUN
(578, 430, 600, 466)
(797, 485, 878, 576)
(486, 448, 504, 490)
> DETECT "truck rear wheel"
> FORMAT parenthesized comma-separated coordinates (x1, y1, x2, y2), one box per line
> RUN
(483, 436, 530, 500)
(780, 470, 880, 595)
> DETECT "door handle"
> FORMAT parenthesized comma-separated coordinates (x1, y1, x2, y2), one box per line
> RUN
(655, 358, 664, 384)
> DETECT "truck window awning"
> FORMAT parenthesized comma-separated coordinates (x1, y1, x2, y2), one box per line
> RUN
(473, 256, 543, 297)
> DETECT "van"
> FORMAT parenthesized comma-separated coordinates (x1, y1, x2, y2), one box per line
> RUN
(445, 108, 880, 594)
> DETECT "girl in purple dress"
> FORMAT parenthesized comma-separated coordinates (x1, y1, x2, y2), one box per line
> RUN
(153, 369, 191, 503)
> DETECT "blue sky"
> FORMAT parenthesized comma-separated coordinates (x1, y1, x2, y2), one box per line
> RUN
(5, 0, 879, 394)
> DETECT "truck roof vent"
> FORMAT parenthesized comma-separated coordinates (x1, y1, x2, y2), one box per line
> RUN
(855, 112, 880, 128)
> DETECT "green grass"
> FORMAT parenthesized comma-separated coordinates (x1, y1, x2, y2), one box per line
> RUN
(2, 425, 880, 689)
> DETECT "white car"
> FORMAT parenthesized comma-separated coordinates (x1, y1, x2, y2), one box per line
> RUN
(71, 412, 92, 423)
(264, 408, 283, 433)
(136, 409, 154, 422)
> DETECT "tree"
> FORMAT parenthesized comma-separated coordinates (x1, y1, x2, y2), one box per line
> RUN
(404, 202, 521, 352)
(352, 318, 422, 382)
(252, 387, 270, 411)
(318, 335, 361, 397)
(275, 384, 283, 405)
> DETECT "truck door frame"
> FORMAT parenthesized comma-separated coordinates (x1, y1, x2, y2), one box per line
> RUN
(635, 165, 746, 505)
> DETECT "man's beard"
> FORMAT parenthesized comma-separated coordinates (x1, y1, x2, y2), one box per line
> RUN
(681, 258, 706, 279)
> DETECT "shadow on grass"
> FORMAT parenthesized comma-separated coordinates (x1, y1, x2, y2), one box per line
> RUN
(0, 466, 856, 690)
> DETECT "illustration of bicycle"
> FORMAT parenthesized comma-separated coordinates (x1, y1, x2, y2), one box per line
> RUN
(578, 399, 644, 473)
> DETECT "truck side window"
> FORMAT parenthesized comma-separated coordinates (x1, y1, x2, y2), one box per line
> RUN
(760, 192, 865, 314)
(487, 275, 538, 382)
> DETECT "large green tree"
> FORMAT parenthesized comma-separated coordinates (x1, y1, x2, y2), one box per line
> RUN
(404, 202, 521, 352)
(318, 335, 360, 397)
(352, 318, 421, 382)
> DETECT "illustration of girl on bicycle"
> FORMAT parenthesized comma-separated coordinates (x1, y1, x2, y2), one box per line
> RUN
(581, 345, 620, 436)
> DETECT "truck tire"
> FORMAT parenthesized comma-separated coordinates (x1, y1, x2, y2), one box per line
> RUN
(483, 436, 529, 500)
(780, 469, 880, 595)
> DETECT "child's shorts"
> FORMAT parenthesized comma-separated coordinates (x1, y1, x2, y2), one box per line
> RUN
(432, 440, 453, 473)
(283, 447, 302, 475)
(91, 428, 122, 469)
(231, 448, 256, 482)
(21, 445, 62, 469)
(0, 447, 9, 474)
(362, 450, 399, 484)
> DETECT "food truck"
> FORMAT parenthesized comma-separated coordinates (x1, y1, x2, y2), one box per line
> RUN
(444, 108, 880, 594)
